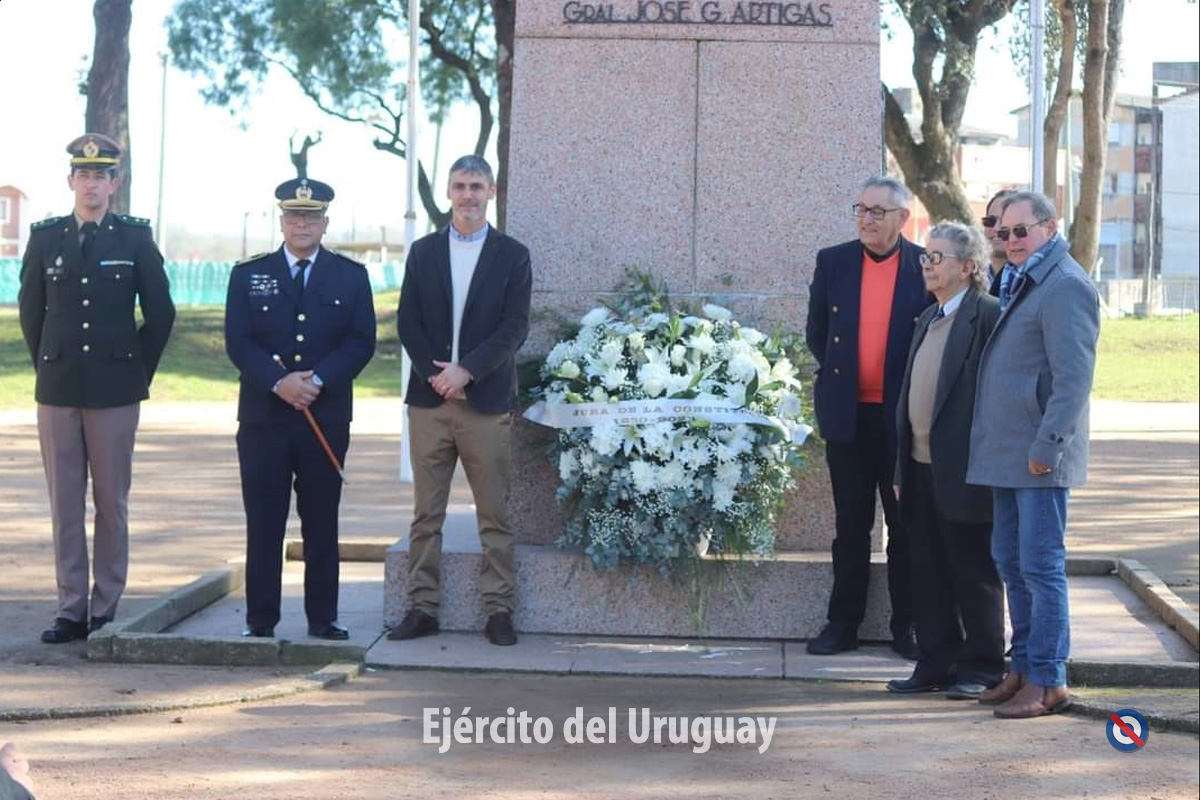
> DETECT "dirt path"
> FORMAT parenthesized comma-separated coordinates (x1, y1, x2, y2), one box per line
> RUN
(6, 671, 1197, 800)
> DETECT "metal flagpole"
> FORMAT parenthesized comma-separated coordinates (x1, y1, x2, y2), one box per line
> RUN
(398, 0, 420, 484)
(1031, 0, 1046, 193)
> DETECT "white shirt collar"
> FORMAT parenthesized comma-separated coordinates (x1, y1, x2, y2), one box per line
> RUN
(284, 246, 318, 269)
(940, 286, 969, 317)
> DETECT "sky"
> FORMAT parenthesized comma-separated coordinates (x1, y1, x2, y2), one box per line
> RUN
(0, 0, 1197, 254)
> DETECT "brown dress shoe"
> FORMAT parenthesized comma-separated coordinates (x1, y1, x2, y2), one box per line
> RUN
(993, 682, 1072, 719)
(978, 671, 1026, 706)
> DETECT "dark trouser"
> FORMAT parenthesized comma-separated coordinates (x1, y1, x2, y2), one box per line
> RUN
(904, 460, 1005, 685)
(824, 402, 910, 638)
(237, 417, 350, 629)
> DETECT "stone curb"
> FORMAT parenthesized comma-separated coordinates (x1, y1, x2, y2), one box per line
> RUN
(1118, 558, 1200, 651)
(1067, 695, 1200, 735)
(0, 663, 361, 723)
(1067, 660, 1198, 689)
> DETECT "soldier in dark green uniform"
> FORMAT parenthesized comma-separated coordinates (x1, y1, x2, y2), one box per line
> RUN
(18, 133, 176, 644)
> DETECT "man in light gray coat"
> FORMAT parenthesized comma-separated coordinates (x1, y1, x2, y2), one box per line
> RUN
(966, 191, 1100, 720)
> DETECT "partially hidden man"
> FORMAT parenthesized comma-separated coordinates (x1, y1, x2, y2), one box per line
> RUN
(225, 179, 376, 640)
(18, 133, 176, 644)
(392, 155, 532, 647)
(804, 177, 930, 658)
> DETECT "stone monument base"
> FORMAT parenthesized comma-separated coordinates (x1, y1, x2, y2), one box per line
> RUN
(383, 514, 893, 641)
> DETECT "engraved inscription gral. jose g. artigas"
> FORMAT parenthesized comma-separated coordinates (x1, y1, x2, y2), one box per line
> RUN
(562, 1, 834, 26)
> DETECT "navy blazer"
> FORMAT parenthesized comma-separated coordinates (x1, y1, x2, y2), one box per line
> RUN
(225, 246, 376, 425)
(398, 226, 532, 414)
(894, 289, 1000, 524)
(805, 237, 931, 454)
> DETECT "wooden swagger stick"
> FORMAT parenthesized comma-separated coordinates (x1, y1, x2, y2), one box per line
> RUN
(272, 354, 348, 484)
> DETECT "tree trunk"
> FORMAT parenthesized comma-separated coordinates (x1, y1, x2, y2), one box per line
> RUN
(493, 0, 515, 231)
(1071, 0, 1124, 272)
(884, 2, 1015, 224)
(85, 0, 132, 215)
(1042, 0, 1077, 204)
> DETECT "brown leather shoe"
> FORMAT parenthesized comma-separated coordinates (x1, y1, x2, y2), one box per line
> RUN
(978, 671, 1026, 706)
(993, 682, 1072, 719)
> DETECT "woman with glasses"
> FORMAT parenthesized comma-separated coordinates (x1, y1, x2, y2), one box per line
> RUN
(887, 222, 1004, 700)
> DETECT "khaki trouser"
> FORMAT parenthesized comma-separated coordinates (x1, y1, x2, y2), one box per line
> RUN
(407, 401, 514, 615)
(37, 403, 140, 623)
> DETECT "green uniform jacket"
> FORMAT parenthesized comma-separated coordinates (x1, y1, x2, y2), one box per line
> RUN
(18, 212, 176, 408)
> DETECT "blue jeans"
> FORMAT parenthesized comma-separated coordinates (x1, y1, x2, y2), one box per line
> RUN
(991, 487, 1071, 687)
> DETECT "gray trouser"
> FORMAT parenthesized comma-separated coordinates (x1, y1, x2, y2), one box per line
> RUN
(37, 402, 140, 623)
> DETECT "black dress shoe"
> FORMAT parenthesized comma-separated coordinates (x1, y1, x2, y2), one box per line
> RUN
(946, 681, 991, 700)
(387, 609, 439, 641)
(886, 674, 951, 694)
(890, 626, 921, 661)
(241, 625, 275, 638)
(89, 616, 112, 634)
(805, 624, 858, 655)
(484, 611, 518, 646)
(308, 621, 350, 640)
(41, 618, 88, 644)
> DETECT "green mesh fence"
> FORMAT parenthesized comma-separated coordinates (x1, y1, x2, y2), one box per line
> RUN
(0, 258, 404, 305)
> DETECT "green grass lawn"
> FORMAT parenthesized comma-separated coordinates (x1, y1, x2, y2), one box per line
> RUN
(1, 300, 1195, 408)
(1092, 313, 1199, 402)
(0, 290, 402, 409)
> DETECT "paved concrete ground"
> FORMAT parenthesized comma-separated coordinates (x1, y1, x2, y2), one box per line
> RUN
(6, 671, 1198, 800)
(0, 399, 1196, 797)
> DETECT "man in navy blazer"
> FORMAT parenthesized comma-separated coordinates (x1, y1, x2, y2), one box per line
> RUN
(392, 155, 532, 647)
(805, 177, 930, 657)
(225, 178, 376, 641)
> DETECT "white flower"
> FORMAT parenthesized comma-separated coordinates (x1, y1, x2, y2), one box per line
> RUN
(546, 341, 576, 370)
(630, 460, 658, 494)
(558, 360, 581, 379)
(602, 366, 627, 391)
(580, 307, 611, 327)
(713, 483, 735, 511)
(658, 459, 687, 492)
(598, 341, 624, 368)
(778, 392, 802, 420)
(638, 361, 672, 398)
(703, 303, 733, 321)
(590, 422, 622, 456)
(728, 352, 759, 384)
(723, 382, 747, 407)
(627, 332, 646, 351)
(669, 344, 687, 367)
(559, 450, 579, 481)
(716, 461, 742, 486)
(739, 327, 766, 346)
(688, 332, 717, 358)
(590, 386, 609, 403)
(643, 312, 669, 329)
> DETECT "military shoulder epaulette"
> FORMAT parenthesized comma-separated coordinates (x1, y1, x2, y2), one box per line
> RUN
(326, 248, 366, 268)
(30, 215, 68, 232)
(235, 252, 271, 266)
(114, 214, 152, 228)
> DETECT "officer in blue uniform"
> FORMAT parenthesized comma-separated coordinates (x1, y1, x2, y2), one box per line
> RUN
(19, 133, 175, 644)
(224, 178, 376, 640)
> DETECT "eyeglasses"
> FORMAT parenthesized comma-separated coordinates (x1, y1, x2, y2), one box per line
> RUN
(283, 211, 325, 226)
(980, 215, 999, 228)
(994, 220, 1051, 241)
(852, 203, 904, 220)
(918, 251, 961, 267)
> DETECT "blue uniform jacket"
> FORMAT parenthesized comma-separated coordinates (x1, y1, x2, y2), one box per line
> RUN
(225, 246, 376, 424)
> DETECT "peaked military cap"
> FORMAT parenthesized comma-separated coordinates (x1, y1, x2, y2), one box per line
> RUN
(276, 178, 334, 212)
(67, 133, 121, 170)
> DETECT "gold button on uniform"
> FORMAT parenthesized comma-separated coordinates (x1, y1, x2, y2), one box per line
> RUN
(82, 344, 91, 353)
(261, 305, 269, 312)
(294, 354, 302, 363)
(82, 299, 90, 306)
(833, 367, 840, 375)
(81, 277, 89, 285)
(832, 305, 838, 313)
(297, 313, 306, 322)
(296, 334, 305, 342)
(82, 322, 90, 329)
(833, 336, 840, 343)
